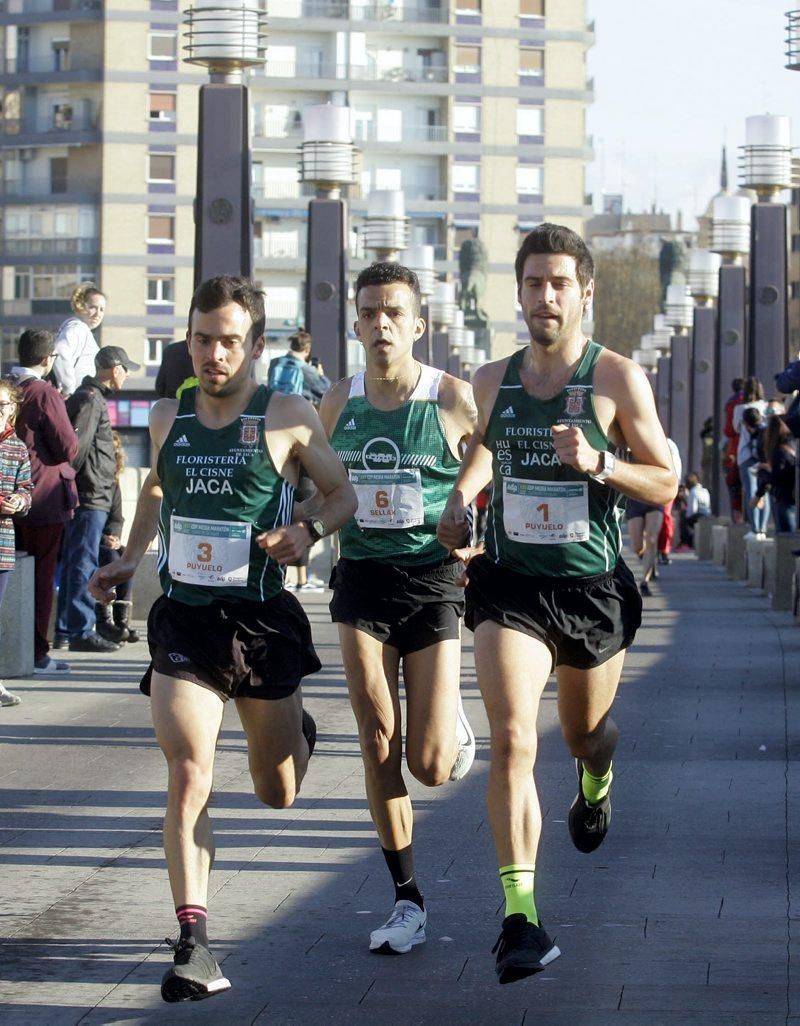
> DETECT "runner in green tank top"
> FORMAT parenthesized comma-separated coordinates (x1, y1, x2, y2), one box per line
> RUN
(319, 262, 478, 956)
(438, 225, 678, 983)
(88, 276, 356, 1003)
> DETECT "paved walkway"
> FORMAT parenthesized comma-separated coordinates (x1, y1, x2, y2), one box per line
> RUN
(0, 552, 798, 1025)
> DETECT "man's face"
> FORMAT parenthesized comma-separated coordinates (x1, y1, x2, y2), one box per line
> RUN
(189, 302, 264, 397)
(354, 283, 424, 367)
(517, 253, 593, 348)
(109, 363, 128, 393)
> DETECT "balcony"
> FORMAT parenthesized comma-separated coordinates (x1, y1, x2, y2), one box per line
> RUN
(258, 60, 448, 84)
(354, 122, 448, 144)
(1, 236, 99, 256)
(1, 176, 99, 199)
(267, 0, 447, 24)
(0, 0, 102, 11)
(0, 110, 99, 141)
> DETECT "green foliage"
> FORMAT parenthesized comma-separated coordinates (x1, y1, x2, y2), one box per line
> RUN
(592, 247, 662, 358)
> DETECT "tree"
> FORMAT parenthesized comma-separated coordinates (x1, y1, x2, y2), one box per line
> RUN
(592, 246, 662, 358)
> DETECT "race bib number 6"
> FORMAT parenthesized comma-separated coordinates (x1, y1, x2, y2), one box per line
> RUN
(502, 478, 590, 545)
(349, 468, 424, 529)
(168, 515, 251, 586)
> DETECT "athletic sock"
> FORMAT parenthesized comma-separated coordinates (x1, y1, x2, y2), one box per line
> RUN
(381, 845, 424, 910)
(176, 904, 209, 947)
(581, 762, 613, 804)
(499, 864, 538, 925)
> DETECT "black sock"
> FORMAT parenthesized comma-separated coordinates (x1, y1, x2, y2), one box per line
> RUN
(176, 904, 208, 947)
(381, 845, 424, 910)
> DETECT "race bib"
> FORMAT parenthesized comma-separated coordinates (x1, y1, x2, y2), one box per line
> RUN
(168, 515, 251, 587)
(502, 478, 590, 545)
(349, 468, 424, 529)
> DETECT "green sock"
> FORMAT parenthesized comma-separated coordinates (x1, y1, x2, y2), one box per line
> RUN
(499, 864, 538, 925)
(581, 762, 613, 804)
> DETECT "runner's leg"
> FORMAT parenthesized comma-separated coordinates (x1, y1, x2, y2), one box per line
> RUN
(557, 649, 625, 777)
(642, 510, 663, 585)
(235, 688, 310, 808)
(403, 638, 462, 786)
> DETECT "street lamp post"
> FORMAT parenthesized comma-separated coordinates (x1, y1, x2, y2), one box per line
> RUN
(688, 250, 721, 477)
(298, 103, 358, 383)
(664, 283, 694, 470)
(429, 281, 456, 371)
(405, 244, 435, 362)
(363, 190, 409, 263)
(184, 1, 266, 286)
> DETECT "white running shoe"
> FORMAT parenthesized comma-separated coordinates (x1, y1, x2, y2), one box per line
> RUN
(369, 900, 427, 954)
(450, 691, 476, 781)
(0, 683, 21, 707)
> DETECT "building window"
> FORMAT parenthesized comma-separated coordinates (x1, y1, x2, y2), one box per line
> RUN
(148, 33, 177, 60)
(267, 286, 300, 322)
(517, 107, 543, 137)
(453, 163, 479, 193)
(147, 214, 174, 242)
(149, 92, 176, 122)
(454, 45, 480, 73)
(148, 153, 175, 182)
(520, 0, 544, 14)
(145, 336, 166, 366)
(520, 47, 544, 75)
(453, 104, 480, 134)
(516, 166, 543, 194)
(457, 0, 481, 8)
(147, 276, 174, 304)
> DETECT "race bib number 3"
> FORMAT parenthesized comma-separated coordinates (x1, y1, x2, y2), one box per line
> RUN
(350, 468, 424, 529)
(168, 515, 251, 587)
(502, 478, 590, 545)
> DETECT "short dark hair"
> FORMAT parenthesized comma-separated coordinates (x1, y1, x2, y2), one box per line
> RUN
(515, 222, 594, 291)
(288, 330, 312, 353)
(18, 328, 55, 367)
(188, 275, 266, 343)
(732, 377, 745, 393)
(743, 406, 763, 429)
(354, 262, 422, 316)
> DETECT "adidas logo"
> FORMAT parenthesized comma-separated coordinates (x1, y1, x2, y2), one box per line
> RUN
(174, 434, 190, 447)
(500, 406, 516, 419)
(344, 418, 356, 430)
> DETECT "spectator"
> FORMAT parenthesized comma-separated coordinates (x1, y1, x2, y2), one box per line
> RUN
(732, 378, 767, 535)
(55, 345, 139, 653)
(9, 328, 78, 674)
(681, 472, 711, 549)
(52, 283, 107, 397)
(95, 432, 140, 643)
(626, 498, 663, 597)
(722, 377, 745, 523)
(755, 415, 797, 534)
(0, 379, 32, 707)
(155, 338, 196, 399)
(739, 406, 769, 539)
(268, 331, 331, 405)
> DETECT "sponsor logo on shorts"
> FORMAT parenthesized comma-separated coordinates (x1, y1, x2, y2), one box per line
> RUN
(169, 651, 190, 664)
(173, 434, 191, 448)
(500, 405, 516, 419)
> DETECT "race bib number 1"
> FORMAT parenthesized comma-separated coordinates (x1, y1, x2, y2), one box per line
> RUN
(168, 515, 251, 586)
(502, 478, 590, 545)
(350, 468, 424, 529)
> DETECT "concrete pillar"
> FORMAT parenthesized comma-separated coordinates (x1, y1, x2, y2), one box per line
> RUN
(0, 554, 35, 678)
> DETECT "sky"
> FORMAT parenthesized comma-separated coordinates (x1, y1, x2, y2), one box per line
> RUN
(585, 0, 800, 226)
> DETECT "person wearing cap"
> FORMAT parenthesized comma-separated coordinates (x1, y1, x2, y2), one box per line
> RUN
(55, 344, 140, 653)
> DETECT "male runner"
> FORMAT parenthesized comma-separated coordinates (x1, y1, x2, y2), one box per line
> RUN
(89, 276, 356, 1002)
(318, 262, 477, 955)
(438, 224, 677, 983)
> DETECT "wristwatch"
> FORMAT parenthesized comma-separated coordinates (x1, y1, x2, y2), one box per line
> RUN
(303, 518, 326, 543)
(589, 450, 616, 483)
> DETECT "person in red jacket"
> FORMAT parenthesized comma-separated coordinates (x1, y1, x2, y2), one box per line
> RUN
(10, 328, 79, 674)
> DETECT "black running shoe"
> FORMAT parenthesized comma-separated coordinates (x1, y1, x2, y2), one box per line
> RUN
(639, 580, 651, 597)
(161, 937, 231, 1003)
(568, 759, 611, 854)
(491, 914, 560, 984)
(302, 708, 317, 758)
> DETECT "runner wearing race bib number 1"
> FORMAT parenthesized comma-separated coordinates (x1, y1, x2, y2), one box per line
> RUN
(437, 224, 678, 985)
(319, 262, 479, 957)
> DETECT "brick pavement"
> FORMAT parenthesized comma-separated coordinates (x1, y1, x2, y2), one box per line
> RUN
(0, 552, 798, 1025)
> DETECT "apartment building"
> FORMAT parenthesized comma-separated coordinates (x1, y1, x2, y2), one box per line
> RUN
(0, 0, 594, 388)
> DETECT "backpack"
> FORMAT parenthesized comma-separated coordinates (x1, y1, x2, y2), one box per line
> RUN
(268, 355, 304, 396)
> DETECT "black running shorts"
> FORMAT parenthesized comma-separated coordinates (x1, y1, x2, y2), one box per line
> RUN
(329, 556, 464, 656)
(465, 555, 642, 670)
(141, 591, 321, 701)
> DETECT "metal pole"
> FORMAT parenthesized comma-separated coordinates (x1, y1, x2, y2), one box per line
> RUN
(431, 331, 449, 372)
(690, 306, 715, 477)
(656, 355, 671, 435)
(714, 265, 747, 516)
(305, 197, 348, 383)
(669, 335, 692, 473)
(748, 203, 788, 389)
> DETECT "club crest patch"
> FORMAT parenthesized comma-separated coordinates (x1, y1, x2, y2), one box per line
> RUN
(240, 420, 259, 446)
(565, 389, 586, 417)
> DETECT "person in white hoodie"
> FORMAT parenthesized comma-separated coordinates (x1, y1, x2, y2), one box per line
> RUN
(52, 282, 106, 397)
(681, 472, 711, 548)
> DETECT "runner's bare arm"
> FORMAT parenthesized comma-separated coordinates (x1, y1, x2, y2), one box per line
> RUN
(257, 394, 357, 563)
(290, 377, 351, 520)
(437, 361, 502, 551)
(438, 373, 479, 455)
(88, 399, 177, 602)
(551, 353, 677, 504)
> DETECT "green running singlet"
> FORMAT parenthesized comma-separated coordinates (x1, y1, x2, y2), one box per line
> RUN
(330, 364, 460, 566)
(484, 341, 625, 578)
(157, 385, 294, 605)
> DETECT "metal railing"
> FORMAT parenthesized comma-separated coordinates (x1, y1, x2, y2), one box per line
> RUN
(1, 176, 95, 197)
(353, 121, 448, 143)
(260, 60, 447, 83)
(0, 113, 97, 136)
(2, 236, 99, 255)
(0, 0, 101, 11)
(268, 0, 447, 24)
